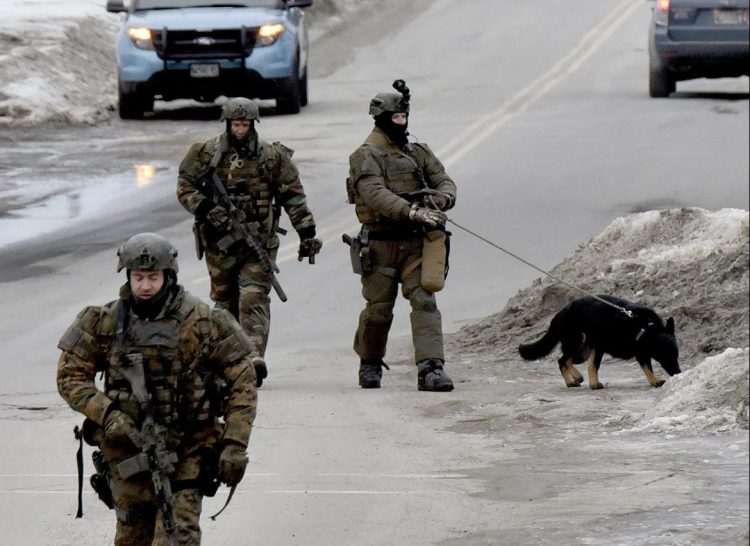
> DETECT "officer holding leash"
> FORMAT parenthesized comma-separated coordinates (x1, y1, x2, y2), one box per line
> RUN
(345, 80, 457, 391)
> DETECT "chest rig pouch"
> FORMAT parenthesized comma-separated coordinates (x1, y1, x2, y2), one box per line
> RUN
(213, 138, 284, 242)
(106, 304, 182, 427)
(354, 144, 424, 227)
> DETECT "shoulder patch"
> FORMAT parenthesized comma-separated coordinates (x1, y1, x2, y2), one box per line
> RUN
(58, 306, 103, 358)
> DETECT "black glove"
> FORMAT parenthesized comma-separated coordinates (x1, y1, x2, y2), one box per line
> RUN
(430, 193, 454, 211)
(218, 442, 248, 486)
(298, 238, 323, 264)
(408, 205, 447, 229)
(206, 206, 231, 232)
(103, 410, 142, 448)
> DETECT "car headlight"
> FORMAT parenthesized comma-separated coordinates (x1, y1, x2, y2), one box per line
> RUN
(127, 27, 155, 50)
(256, 23, 285, 46)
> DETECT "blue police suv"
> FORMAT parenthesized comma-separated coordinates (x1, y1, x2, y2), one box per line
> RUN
(106, 0, 313, 118)
(648, 0, 749, 97)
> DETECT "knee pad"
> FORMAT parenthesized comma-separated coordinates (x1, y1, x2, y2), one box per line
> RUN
(409, 288, 437, 313)
(368, 302, 394, 325)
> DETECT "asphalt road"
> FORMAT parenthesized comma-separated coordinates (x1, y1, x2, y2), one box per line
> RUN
(0, 0, 748, 544)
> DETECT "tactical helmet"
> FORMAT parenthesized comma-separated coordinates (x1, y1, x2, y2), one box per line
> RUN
(369, 92, 408, 117)
(117, 232, 179, 273)
(220, 97, 260, 121)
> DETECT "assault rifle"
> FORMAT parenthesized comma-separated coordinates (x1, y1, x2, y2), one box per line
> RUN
(196, 168, 288, 302)
(117, 351, 179, 546)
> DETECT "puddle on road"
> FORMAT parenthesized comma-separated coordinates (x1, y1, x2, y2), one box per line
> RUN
(0, 162, 170, 249)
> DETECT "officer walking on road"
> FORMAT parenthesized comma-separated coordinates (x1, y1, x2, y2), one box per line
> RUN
(346, 81, 457, 391)
(177, 97, 322, 386)
(57, 233, 257, 545)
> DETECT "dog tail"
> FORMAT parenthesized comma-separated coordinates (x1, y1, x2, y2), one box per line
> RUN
(518, 316, 561, 361)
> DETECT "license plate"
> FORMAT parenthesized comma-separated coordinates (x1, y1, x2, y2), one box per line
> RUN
(190, 63, 219, 78)
(713, 8, 749, 25)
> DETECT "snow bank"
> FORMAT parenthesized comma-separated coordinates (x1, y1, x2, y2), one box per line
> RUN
(0, 0, 375, 127)
(633, 348, 749, 433)
(0, 1, 117, 126)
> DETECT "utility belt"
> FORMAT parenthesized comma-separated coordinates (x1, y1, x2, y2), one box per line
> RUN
(342, 227, 451, 291)
(366, 228, 422, 241)
(74, 423, 221, 521)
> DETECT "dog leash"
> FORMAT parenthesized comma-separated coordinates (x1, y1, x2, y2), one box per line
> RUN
(446, 218, 634, 318)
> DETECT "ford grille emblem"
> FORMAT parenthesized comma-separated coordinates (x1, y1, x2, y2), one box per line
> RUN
(194, 37, 215, 46)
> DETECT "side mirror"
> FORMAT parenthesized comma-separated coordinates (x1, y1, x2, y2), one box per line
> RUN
(106, 0, 127, 13)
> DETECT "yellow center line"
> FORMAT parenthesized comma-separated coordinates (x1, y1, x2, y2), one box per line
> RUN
(438, 0, 641, 168)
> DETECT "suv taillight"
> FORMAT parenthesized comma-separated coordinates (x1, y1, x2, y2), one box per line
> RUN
(654, 0, 670, 25)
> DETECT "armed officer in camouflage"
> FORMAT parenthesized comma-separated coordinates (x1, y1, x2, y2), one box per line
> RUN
(177, 97, 321, 387)
(347, 81, 457, 391)
(57, 233, 257, 545)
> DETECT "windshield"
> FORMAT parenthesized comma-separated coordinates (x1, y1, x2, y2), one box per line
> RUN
(132, 0, 282, 9)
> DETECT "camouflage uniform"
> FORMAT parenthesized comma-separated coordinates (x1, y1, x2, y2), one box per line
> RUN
(177, 130, 316, 357)
(349, 115, 457, 389)
(57, 282, 257, 545)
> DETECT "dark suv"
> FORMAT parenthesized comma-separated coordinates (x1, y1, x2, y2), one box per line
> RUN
(106, 0, 313, 118)
(648, 0, 749, 97)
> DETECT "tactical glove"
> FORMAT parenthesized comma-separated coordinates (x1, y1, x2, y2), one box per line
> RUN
(103, 410, 142, 448)
(408, 205, 447, 229)
(297, 238, 323, 264)
(206, 206, 231, 232)
(218, 442, 249, 486)
(431, 193, 454, 211)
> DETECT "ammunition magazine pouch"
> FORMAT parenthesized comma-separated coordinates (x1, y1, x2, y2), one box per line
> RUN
(117, 452, 151, 479)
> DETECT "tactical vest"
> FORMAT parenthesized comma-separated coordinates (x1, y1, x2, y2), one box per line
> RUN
(354, 143, 425, 227)
(97, 295, 216, 434)
(210, 136, 281, 239)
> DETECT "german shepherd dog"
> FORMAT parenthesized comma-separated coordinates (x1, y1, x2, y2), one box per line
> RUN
(518, 295, 680, 389)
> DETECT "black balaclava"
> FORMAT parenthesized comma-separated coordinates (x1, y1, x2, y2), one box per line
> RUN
(374, 111, 409, 149)
(227, 120, 257, 152)
(128, 270, 178, 320)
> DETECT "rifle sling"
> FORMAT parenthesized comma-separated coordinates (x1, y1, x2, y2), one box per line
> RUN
(74, 425, 84, 518)
(209, 484, 237, 520)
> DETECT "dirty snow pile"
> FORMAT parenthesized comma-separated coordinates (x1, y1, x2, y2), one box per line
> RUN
(0, 0, 378, 127)
(630, 348, 749, 433)
(454, 207, 749, 432)
(0, 1, 118, 126)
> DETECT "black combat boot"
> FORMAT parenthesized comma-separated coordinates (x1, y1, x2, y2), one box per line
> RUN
(252, 357, 268, 388)
(417, 359, 454, 392)
(359, 359, 389, 389)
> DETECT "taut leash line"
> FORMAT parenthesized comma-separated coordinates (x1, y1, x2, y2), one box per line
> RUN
(446, 218, 633, 317)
